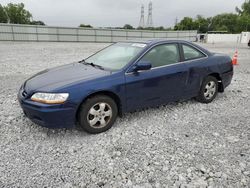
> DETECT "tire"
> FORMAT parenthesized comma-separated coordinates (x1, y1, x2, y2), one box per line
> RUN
(196, 76, 218, 103)
(78, 95, 118, 134)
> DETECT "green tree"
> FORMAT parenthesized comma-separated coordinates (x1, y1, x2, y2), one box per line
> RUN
(174, 17, 198, 30)
(236, 0, 250, 31)
(174, 1, 250, 33)
(79, 24, 92, 28)
(0, 4, 8, 23)
(30, 20, 45, 25)
(153, 26, 165, 30)
(123, 24, 134, 29)
(194, 15, 210, 33)
(4, 3, 32, 24)
(236, 0, 250, 15)
(210, 13, 239, 33)
(237, 14, 250, 31)
(137, 26, 144, 30)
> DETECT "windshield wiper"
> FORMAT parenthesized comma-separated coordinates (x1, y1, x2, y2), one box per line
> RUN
(79, 59, 105, 70)
(78, 59, 86, 63)
(82, 61, 104, 70)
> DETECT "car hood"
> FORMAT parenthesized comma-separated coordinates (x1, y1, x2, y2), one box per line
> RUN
(24, 62, 111, 93)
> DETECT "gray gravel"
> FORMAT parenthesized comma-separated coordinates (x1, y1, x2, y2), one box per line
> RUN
(0, 41, 249, 187)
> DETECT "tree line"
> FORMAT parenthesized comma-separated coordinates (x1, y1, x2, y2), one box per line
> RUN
(174, 1, 250, 33)
(119, 1, 250, 33)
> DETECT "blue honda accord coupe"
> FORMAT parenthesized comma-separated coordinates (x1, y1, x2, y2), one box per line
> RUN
(18, 40, 233, 133)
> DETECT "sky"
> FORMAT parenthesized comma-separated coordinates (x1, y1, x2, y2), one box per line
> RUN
(0, 0, 246, 28)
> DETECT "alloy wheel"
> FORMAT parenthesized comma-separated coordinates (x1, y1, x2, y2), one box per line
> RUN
(204, 81, 216, 100)
(87, 102, 112, 128)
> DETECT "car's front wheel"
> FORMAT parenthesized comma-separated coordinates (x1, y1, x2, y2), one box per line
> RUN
(196, 76, 218, 103)
(78, 95, 118, 134)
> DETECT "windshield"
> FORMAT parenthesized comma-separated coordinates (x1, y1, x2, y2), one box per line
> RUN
(85, 42, 147, 70)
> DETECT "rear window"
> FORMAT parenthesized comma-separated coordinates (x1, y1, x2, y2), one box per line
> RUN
(182, 44, 206, 60)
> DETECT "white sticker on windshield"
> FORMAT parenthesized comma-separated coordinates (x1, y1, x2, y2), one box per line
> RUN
(132, 43, 146, 48)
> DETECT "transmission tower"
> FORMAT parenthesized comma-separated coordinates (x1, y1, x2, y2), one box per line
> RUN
(139, 5, 145, 28)
(146, 1, 153, 27)
(175, 17, 178, 26)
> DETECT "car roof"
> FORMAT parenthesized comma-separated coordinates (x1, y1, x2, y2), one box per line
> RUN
(119, 39, 192, 45)
(118, 39, 211, 56)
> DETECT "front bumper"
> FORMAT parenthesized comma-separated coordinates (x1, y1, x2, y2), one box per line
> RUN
(18, 89, 76, 129)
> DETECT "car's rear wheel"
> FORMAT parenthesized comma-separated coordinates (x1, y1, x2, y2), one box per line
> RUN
(196, 76, 218, 103)
(78, 95, 118, 134)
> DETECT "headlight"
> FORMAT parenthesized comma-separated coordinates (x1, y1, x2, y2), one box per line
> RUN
(31, 93, 69, 104)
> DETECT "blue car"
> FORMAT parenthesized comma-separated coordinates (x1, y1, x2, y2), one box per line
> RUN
(18, 40, 233, 133)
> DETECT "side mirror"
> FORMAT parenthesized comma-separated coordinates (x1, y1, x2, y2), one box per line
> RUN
(133, 61, 152, 72)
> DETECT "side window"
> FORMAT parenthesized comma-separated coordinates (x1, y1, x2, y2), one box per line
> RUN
(140, 44, 180, 68)
(182, 44, 206, 60)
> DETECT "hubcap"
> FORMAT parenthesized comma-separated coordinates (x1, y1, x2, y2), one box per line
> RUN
(204, 81, 216, 100)
(87, 102, 112, 128)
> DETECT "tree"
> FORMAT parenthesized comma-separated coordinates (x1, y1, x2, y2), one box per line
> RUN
(236, 0, 250, 15)
(174, 17, 198, 30)
(123, 24, 134, 29)
(175, 13, 247, 33)
(0, 4, 8, 23)
(174, 1, 250, 33)
(153, 26, 165, 30)
(236, 0, 250, 31)
(210, 13, 239, 33)
(30, 20, 45, 25)
(194, 15, 210, 33)
(79, 24, 92, 28)
(237, 14, 250, 31)
(4, 3, 32, 24)
(137, 26, 144, 30)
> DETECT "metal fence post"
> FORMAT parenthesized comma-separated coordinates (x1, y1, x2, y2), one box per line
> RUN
(76, 28, 79, 42)
(56, 27, 59, 42)
(111, 30, 113, 43)
(11, 25, 15, 41)
(36, 25, 38, 42)
(94, 29, 97, 43)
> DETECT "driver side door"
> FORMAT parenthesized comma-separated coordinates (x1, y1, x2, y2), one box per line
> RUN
(125, 43, 189, 112)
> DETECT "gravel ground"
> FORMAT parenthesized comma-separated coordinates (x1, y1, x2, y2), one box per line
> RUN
(0, 41, 249, 188)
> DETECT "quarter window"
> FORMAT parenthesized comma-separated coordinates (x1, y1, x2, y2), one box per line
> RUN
(182, 44, 205, 60)
(140, 44, 180, 68)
